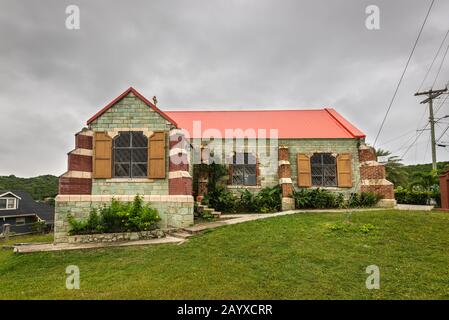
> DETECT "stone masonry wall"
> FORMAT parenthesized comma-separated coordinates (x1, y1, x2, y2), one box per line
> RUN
(54, 195, 193, 243)
(280, 138, 361, 195)
(88, 92, 173, 131)
(189, 138, 361, 196)
(55, 91, 194, 243)
(88, 91, 173, 195)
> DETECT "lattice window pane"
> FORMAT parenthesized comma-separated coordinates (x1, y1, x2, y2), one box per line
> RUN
(311, 154, 322, 164)
(132, 148, 147, 162)
(244, 174, 257, 186)
(132, 131, 147, 147)
(324, 176, 337, 186)
(232, 174, 243, 185)
(114, 164, 130, 177)
(323, 154, 335, 165)
(115, 149, 131, 162)
(312, 176, 323, 186)
(324, 166, 336, 176)
(114, 132, 131, 147)
(311, 166, 323, 176)
(132, 164, 147, 177)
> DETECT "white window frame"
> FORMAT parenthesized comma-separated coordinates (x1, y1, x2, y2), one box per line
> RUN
(16, 217, 26, 225)
(0, 198, 17, 210)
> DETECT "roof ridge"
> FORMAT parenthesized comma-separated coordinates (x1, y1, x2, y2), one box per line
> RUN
(86, 87, 178, 126)
(164, 108, 326, 112)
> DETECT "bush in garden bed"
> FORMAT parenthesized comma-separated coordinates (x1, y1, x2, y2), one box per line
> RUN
(237, 185, 282, 213)
(202, 185, 282, 213)
(68, 195, 161, 235)
(293, 188, 380, 209)
(347, 192, 382, 208)
(293, 188, 345, 209)
(394, 187, 439, 205)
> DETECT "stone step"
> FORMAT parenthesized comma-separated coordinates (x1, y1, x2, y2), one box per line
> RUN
(171, 232, 193, 239)
(211, 211, 221, 218)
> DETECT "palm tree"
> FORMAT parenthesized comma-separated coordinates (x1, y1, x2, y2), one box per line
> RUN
(409, 170, 439, 191)
(376, 149, 408, 187)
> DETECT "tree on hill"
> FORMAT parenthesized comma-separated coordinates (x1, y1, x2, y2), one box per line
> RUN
(376, 149, 408, 187)
(0, 175, 58, 201)
(409, 171, 439, 191)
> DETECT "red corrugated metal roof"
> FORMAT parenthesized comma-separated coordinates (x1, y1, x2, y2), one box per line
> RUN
(86, 88, 365, 139)
(165, 109, 365, 139)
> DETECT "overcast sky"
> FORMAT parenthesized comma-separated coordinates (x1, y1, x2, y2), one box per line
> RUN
(1, 0, 449, 177)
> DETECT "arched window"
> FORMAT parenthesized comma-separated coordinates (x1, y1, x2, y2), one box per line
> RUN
(311, 153, 337, 187)
(231, 152, 257, 186)
(113, 131, 148, 178)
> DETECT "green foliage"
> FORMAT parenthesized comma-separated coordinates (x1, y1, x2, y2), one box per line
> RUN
(409, 170, 439, 191)
(347, 192, 381, 208)
(293, 189, 379, 209)
(237, 186, 282, 213)
(293, 188, 345, 209)
(202, 185, 282, 213)
(203, 185, 238, 213)
(394, 187, 438, 205)
(394, 161, 449, 188)
(376, 149, 408, 187)
(67, 196, 161, 235)
(0, 175, 58, 201)
(326, 221, 376, 234)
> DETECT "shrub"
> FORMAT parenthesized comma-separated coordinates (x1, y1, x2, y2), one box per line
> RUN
(293, 189, 379, 209)
(293, 188, 345, 209)
(238, 186, 282, 213)
(201, 185, 282, 213)
(202, 185, 238, 213)
(348, 192, 381, 208)
(67, 196, 161, 235)
(394, 187, 440, 206)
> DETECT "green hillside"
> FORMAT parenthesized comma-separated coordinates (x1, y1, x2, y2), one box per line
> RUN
(0, 175, 58, 200)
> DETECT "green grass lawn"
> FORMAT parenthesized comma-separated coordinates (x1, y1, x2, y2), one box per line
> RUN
(1, 210, 449, 299)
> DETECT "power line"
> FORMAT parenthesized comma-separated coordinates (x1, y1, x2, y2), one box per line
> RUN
(376, 128, 419, 147)
(373, 0, 436, 147)
(398, 93, 448, 159)
(418, 28, 449, 91)
(400, 125, 428, 159)
(432, 43, 449, 88)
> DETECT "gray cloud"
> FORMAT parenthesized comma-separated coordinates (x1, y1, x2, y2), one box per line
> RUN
(0, 0, 448, 176)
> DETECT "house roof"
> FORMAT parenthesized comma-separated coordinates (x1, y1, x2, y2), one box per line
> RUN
(86, 88, 365, 139)
(165, 108, 365, 139)
(86, 87, 178, 126)
(0, 190, 54, 224)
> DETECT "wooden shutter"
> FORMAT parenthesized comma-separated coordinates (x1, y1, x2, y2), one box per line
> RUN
(93, 132, 112, 179)
(148, 131, 166, 179)
(297, 154, 311, 187)
(337, 153, 352, 187)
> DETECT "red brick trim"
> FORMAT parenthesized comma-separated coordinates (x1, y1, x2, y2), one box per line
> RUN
(169, 177, 193, 195)
(68, 154, 93, 172)
(75, 134, 93, 150)
(59, 177, 92, 195)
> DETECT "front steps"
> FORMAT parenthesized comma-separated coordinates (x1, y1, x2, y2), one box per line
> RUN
(195, 202, 221, 219)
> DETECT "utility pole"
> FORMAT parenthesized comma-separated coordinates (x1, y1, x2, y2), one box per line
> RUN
(415, 87, 448, 170)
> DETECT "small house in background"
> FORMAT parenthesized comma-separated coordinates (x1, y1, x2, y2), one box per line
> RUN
(54, 87, 395, 243)
(0, 190, 54, 235)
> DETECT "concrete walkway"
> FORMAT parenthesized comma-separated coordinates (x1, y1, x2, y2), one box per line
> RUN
(14, 207, 389, 253)
(13, 236, 184, 254)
